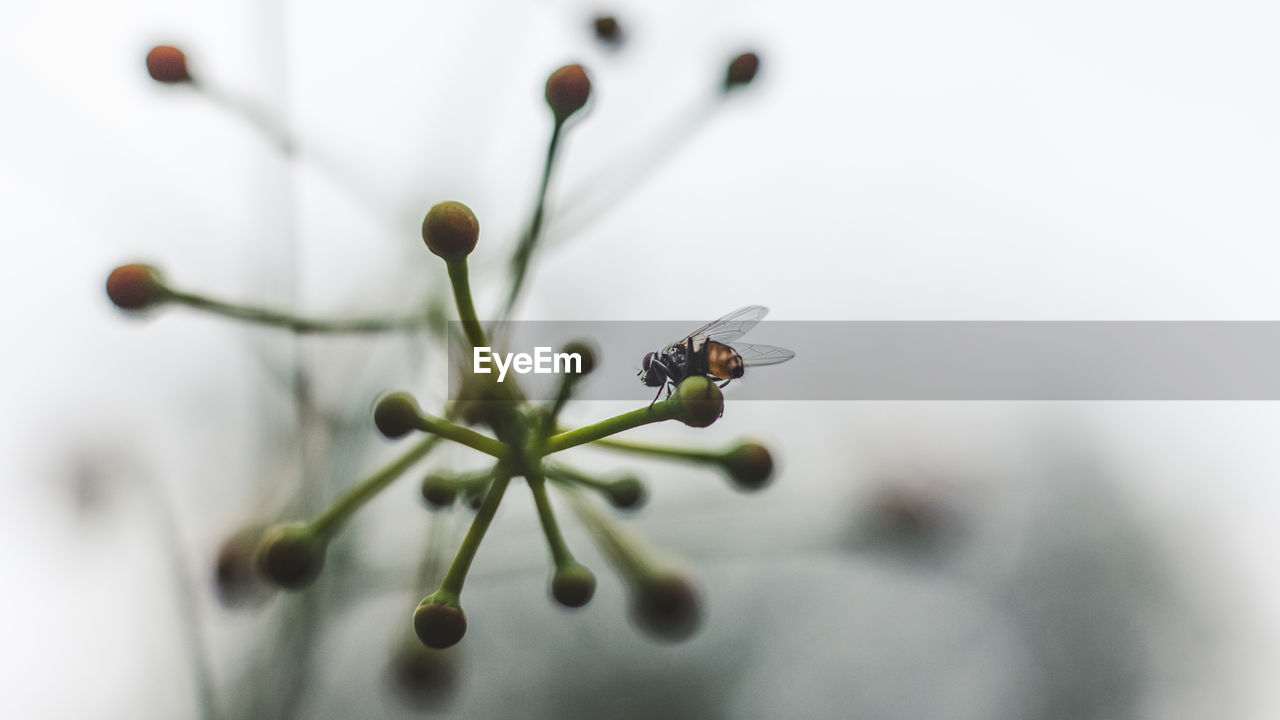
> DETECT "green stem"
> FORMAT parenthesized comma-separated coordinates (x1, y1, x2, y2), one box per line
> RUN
(438, 473, 513, 597)
(562, 485, 658, 580)
(412, 411, 508, 458)
(527, 468, 573, 567)
(504, 118, 565, 319)
(165, 287, 432, 334)
(543, 462, 612, 493)
(589, 436, 724, 464)
(544, 401, 679, 454)
(445, 259, 488, 350)
(309, 436, 442, 538)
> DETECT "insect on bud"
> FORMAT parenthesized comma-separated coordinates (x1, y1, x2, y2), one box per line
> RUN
(551, 562, 597, 608)
(605, 476, 647, 510)
(106, 263, 168, 311)
(146, 45, 192, 84)
(545, 64, 592, 123)
(414, 593, 468, 649)
(256, 523, 327, 591)
(630, 570, 703, 642)
(671, 376, 724, 428)
(723, 51, 760, 91)
(374, 392, 422, 439)
(720, 442, 774, 491)
(421, 201, 479, 261)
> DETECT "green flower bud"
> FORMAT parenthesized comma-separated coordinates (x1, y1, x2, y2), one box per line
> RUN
(720, 442, 773, 491)
(630, 570, 702, 642)
(146, 45, 191, 84)
(421, 201, 479, 261)
(414, 592, 468, 649)
(605, 476, 646, 510)
(374, 392, 421, 439)
(561, 340, 597, 376)
(420, 474, 458, 510)
(387, 639, 460, 710)
(106, 263, 167, 311)
(671, 376, 724, 428)
(551, 562, 597, 608)
(213, 524, 273, 609)
(256, 523, 327, 590)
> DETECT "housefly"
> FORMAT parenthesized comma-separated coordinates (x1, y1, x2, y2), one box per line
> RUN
(639, 305, 795, 405)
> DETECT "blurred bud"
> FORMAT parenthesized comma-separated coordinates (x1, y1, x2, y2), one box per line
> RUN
(545, 64, 592, 123)
(421, 201, 479, 261)
(605, 476, 647, 510)
(256, 523, 327, 590)
(630, 570, 702, 642)
(723, 51, 760, 91)
(414, 593, 468, 649)
(561, 340, 597, 376)
(374, 392, 421, 439)
(420, 474, 458, 510)
(387, 639, 461, 710)
(672, 376, 724, 427)
(551, 562, 597, 608)
(145, 45, 191, 84)
(720, 442, 774, 491)
(592, 15, 624, 47)
(214, 524, 274, 608)
(106, 263, 167, 311)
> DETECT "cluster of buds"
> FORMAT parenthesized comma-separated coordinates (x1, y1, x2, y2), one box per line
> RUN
(114, 20, 770, 706)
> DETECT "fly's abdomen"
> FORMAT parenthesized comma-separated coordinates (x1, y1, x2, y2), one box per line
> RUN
(705, 341, 745, 380)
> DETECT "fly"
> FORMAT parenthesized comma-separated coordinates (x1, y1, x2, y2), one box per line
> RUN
(639, 305, 795, 405)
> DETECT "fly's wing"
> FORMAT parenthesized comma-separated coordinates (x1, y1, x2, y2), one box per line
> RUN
(733, 343, 795, 367)
(685, 305, 769, 346)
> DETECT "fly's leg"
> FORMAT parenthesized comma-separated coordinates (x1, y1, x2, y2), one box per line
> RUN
(648, 383, 665, 408)
(717, 378, 732, 389)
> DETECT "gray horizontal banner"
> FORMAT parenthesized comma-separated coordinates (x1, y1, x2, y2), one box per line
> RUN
(447, 322, 1280, 401)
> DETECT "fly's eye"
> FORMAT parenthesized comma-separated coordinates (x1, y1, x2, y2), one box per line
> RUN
(642, 352, 653, 371)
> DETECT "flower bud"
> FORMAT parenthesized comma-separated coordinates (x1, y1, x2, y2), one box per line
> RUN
(146, 45, 191, 84)
(256, 523, 327, 590)
(723, 51, 760, 91)
(720, 442, 773, 491)
(561, 340, 596, 376)
(629, 570, 702, 642)
(414, 593, 468, 649)
(374, 392, 421, 439)
(213, 524, 274, 608)
(420, 474, 458, 510)
(605, 476, 646, 510)
(421, 201, 479, 261)
(671, 376, 724, 428)
(592, 16, 623, 47)
(545, 64, 591, 123)
(387, 639, 460, 710)
(106, 263, 167, 311)
(551, 562, 597, 608)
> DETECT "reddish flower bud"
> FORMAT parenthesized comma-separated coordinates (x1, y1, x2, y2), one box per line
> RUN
(724, 51, 760, 91)
(106, 263, 167, 311)
(421, 201, 479, 261)
(146, 45, 191, 84)
(545, 64, 592, 123)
